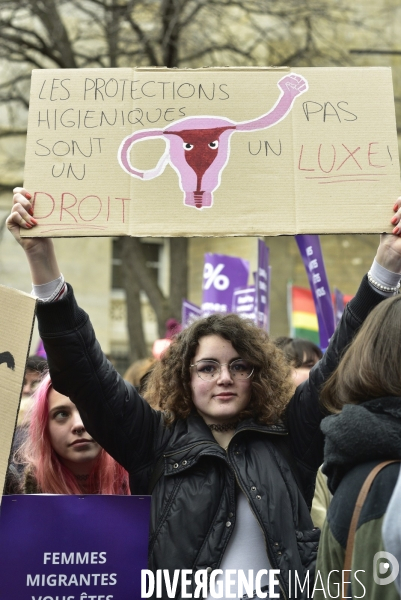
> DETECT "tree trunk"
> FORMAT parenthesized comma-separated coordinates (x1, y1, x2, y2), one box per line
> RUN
(121, 237, 170, 338)
(169, 237, 188, 321)
(120, 240, 148, 361)
(161, 0, 181, 67)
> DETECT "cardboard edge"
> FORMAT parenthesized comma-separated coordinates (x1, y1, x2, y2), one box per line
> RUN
(0, 294, 37, 504)
(0, 284, 36, 301)
(134, 66, 290, 72)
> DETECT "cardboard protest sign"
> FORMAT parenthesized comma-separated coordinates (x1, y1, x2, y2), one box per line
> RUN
(0, 285, 36, 501)
(0, 494, 150, 599)
(23, 66, 399, 238)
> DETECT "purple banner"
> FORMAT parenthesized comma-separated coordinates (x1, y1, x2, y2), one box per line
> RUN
(266, 266, 271, 332)
(232, 287, 256, 323)
(255, 240, 270, 331)
(0, 494, 150, 600)
(295, 235, 335, 351)
(333, 287, 345, 326)
(35, 338, 47, 359)
(202, 253, 249, 316)
(182, 299, 202, 328)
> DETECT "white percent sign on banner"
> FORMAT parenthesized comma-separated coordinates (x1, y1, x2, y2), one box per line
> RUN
(203, 263, 230, 291)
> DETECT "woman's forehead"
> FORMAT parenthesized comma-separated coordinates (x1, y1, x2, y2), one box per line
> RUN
(193, 334, 238, 360)
(48, 387, 73, 410)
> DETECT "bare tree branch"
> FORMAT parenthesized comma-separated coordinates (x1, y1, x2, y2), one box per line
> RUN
(0, 0, 396, 358)
(0, 129, 27, 137)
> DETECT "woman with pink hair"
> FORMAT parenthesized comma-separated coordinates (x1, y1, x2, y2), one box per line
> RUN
(8, 374, 130, 495)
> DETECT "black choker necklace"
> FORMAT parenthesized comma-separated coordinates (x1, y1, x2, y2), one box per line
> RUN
(208, 420, 239, 432)
(74, 474, 90, 481)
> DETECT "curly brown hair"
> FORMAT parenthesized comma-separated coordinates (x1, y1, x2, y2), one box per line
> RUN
(144, 313, 294, 425)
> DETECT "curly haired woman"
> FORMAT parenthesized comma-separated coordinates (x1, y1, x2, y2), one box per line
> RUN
(7, 188, 401, 599)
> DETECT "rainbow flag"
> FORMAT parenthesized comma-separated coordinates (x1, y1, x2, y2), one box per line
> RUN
(289, 285, 319, 345)
(289, 285, 353, 347)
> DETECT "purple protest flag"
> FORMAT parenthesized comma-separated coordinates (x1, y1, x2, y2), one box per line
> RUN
(35, 338, 47, 359)
(0, 494, 150, 600)
(255, 239, 270, 331)
(182, 299, 202, 328)
(202, 253, 249, 316)
(266, 266, 272, 332)
(295, 235, 335, 351)
(333, 287, 345, 326)
(232, 287, 256, 323)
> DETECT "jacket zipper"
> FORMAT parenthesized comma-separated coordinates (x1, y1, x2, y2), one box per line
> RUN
(226, 431, 289, 600)
(164, 429, 290, 598)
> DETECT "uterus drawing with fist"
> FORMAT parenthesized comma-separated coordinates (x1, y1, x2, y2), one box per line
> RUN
(118, 73, 308, 209)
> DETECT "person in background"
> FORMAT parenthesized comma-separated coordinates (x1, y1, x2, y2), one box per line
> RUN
(151, 318, 182, 360)
(123, 357, 156, 391)
(7, 188, 401, 599)
(274, 336, 323, 387)
(8, 354, 49, 482)
(314, 296, 401, 600)
(19, 354, 48, 424)
(6, 374, 130, 495)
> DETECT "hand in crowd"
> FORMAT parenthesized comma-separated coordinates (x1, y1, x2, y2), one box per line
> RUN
(6, 187, 60, 284)
(375, 197, 401, 274)
(7, 187, 48, 250)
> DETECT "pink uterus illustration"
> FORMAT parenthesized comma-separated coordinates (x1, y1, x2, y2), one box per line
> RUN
(118, 73, 308, 209)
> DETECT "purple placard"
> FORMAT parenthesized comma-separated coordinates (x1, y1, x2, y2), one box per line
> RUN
(295, 235, 335, 351)
(232, 287, 256, 323)
(333, 287, 345, 326)
(182, 299, 202, 328)
(0, 494, 150, 600)
(266, 266, 271, 332)
(255, 240, 270, 331)
(202, 253, 249, 316)
(35, 338, 47, 359)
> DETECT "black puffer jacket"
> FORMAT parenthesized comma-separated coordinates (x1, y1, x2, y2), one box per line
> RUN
(36, 276, 383, 600)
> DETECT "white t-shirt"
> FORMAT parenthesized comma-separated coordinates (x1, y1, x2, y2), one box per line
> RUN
(206, 491, 272, 600)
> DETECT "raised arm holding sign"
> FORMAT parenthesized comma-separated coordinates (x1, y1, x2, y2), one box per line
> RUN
(6, 182, 401, 598)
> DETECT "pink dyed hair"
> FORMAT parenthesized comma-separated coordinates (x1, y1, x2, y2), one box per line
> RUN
(21, 374, 130, 495)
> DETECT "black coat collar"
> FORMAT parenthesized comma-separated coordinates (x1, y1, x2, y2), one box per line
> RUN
(322, 397, 401, 492)
(161, 412, 288, 475)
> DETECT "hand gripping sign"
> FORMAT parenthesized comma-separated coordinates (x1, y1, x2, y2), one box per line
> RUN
(118, 74, 308, 209)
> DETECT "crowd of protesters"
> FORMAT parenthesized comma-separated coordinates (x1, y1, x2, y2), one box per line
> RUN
(4, 188, 401, 598)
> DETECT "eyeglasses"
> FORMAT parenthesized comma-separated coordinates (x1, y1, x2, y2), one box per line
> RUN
(190, 359, 254, 381)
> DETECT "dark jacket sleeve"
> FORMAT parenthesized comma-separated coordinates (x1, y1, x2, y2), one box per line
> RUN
(3, 464, 22, 495)
(36, 284, 169, 474)
(286, 275, 386, 472)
